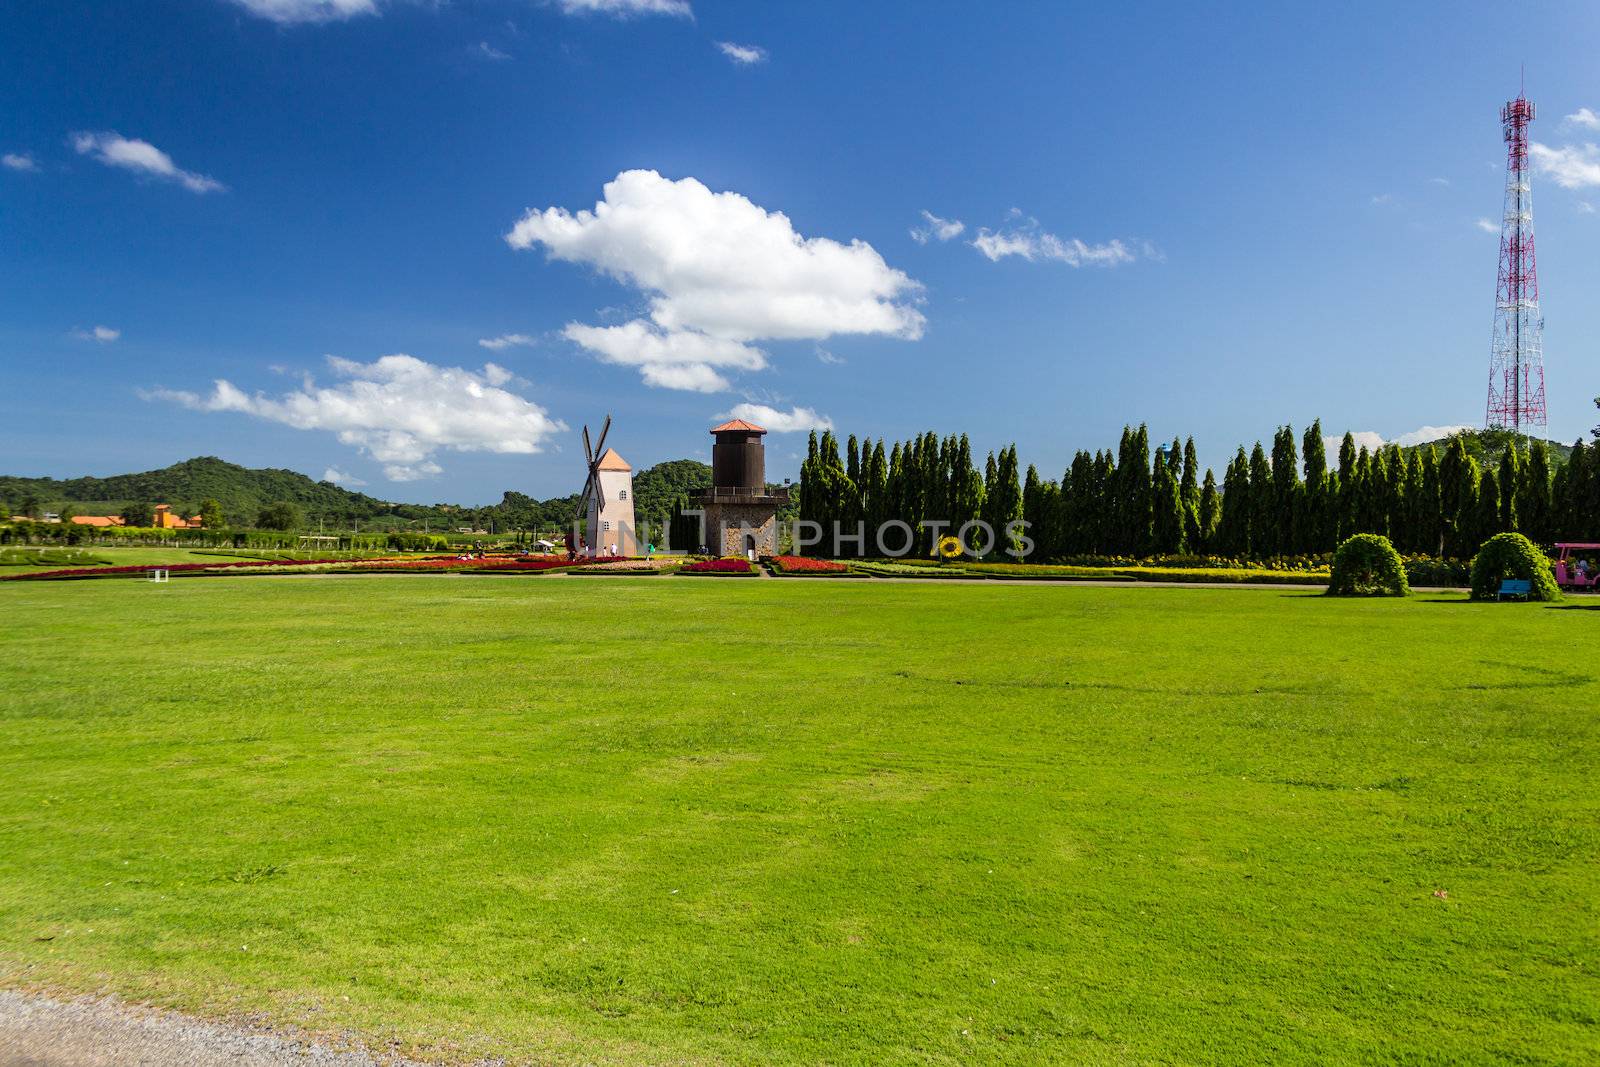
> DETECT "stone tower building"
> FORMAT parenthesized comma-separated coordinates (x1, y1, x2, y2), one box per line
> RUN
(693, 419, 788, 556)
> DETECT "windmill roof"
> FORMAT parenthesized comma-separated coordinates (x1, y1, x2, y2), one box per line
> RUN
(595, 447, 631, 471)
(710, 418, 766, 434)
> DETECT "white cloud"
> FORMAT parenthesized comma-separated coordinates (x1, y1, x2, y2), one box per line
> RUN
(558, 0, 691, 17)
(562, 320, 763, 392)
(2, 152, 37, 172)
(1530, 142, 1600, 189)
(971, 221, 1135, 267)
(382, 461, 442, 482)
(71, 325, 120, 343)
(475, 41, 510, 61)
(1324, 424, 1475, 456)
(147, 354, 565, 475)
(224, 0, 377, 23)
(909, 209, 964, 244)
(814, 344, 844, 365)
(70, 131, 224, 194)
(715, 41, 766, 64)
(1579, 201, 1596, 214)
(323, 467, 367, 486)
(1428, 176, 1450, 186)
(1562, 107, 1600, 131)
(1475, 217, 1499, 233)
(715, 403, 832, 434)
(478, 332, 535, 350)
(506, 169, 923, 391)
(1370, 193, 1395, 205)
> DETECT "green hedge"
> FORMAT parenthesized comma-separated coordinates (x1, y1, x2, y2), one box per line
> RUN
(1469, 533, 1560, 601)
(1327, 534, 1409, 597)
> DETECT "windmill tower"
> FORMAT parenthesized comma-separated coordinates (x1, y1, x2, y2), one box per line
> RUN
(580, 415, 636, 556)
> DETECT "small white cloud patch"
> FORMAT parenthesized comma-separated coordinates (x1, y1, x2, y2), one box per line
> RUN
(716, 41, 767, 64)
(323, 467, 367, 486)
(1475, 217, 1499, 233)
(558, 0, 692, 17)
(2, 152, 38, 172)
(71, 325, 120, 343)
(478, 333, 535, 350)
(71, 131, 224, 194)
(224, 0, 378, 23)
(1562, 107, 1600, 131)
(910, 210, 964, 244)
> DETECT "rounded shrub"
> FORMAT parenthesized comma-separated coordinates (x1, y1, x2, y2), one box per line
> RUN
(1469, 532, 1559, 601)
(1327, 533, 1409, 597)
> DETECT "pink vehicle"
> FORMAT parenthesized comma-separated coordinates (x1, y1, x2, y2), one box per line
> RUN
(1552, 543, 1600, 591)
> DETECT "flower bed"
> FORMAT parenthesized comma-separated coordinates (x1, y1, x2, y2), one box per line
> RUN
(1, 558, 347, 581)
(679, 558, 756, 576)
(767, 555, 852, 575)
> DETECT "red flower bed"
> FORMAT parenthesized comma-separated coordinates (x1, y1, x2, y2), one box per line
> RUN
(769, 555, 849, 573)
(2, 558, 345, 581)
(680, 558, 755, 574)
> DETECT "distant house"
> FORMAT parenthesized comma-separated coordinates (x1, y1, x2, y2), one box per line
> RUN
(69, 503, 204, 529)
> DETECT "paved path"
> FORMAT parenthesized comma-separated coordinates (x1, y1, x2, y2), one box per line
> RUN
(0, 990, 430, 1067)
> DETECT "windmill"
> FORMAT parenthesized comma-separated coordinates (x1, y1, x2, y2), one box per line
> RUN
(579, 415, 636, 556)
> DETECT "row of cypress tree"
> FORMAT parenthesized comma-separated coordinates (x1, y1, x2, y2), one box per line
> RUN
(795, 421, 1600, 560)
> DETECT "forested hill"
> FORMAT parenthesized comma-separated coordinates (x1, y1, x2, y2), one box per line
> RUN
(0, 455, 721, 531)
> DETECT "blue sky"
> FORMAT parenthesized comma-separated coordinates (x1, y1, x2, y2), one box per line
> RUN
(3, 0, 1598, 503)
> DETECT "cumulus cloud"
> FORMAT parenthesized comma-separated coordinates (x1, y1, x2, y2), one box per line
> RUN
(558, 0, 691, 17)
(1530, 142, 1600, 189)
(1562, 107, 1600, 131)
(478, 332, 535, 350)
(971, 221, 1135, 267)
(562, 320, 763, 392)
(506, 169, 923, 391)
(715, 403, 833, 434)
(323, 467, 367, 486)
(71, 325, 120, 343)
(2, 152, 37, 172)
(147, 354, 565, 480)
(814, 344, 844, 365)
(71, 131, 224, 194)
(1324, 424, 1475, 456)
(224, 0, 377, 22)
(1475, 217, 1499, 233)
(909, 209, 964, 244)
(716, 41, 767, 64)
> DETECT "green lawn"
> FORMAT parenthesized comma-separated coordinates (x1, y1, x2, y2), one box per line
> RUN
(0, 546, 263, 575)
(1, 576, 1595, 1064)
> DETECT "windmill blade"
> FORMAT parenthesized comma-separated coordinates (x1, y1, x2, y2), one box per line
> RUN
(582, 425, 593, 466)
(591, 414, 612, 459)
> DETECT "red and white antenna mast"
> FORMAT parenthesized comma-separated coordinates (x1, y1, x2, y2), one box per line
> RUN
(1485, 87, 1547, 435)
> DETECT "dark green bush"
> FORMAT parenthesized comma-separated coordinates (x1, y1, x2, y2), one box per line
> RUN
(1327, 534, 1409, 597)
(1469, 532, 1559, 601)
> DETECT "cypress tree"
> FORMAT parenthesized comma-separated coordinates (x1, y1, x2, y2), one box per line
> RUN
(1382, 444, 1405, 545)
(1522, 439, 1552, 544)
(1270, 425, 1300, 555)
(1498, 442, 1521, 535)
(1219, 448, 1251, 557)
(1301, 420, 1329, 553)
(1401, 449, 1425, 554)
(1151, 461, 1186, 555)
(1180, 438, 1201, 550)
(1337, 432, 1359, 540)
(1198, 468, 1221, 552)
(1247, 443, 1273, 559)
(1419, 446, 1443, 555)
(1476, 467, 1502, 549)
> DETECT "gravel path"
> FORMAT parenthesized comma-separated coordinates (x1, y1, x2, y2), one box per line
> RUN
(0, 990, 435, 1067)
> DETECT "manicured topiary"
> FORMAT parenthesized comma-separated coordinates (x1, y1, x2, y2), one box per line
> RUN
(1469, 532, 1559, 602)
(1326, 533, 1409, 597)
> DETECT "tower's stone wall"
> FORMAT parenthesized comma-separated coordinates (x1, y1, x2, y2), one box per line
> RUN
(699, 501, 779, 556)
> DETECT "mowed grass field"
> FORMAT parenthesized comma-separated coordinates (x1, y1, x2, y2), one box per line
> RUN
(1, 576, 1596, 1065)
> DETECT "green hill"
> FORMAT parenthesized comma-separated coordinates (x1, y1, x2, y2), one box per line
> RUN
(1394, 428, 1574, 467)
(0, 455, 730, 533)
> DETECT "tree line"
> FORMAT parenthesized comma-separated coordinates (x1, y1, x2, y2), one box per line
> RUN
(796, 420, 1600, 560)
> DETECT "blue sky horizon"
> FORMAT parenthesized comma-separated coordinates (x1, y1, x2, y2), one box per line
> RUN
(3, 0, 1597, 504)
